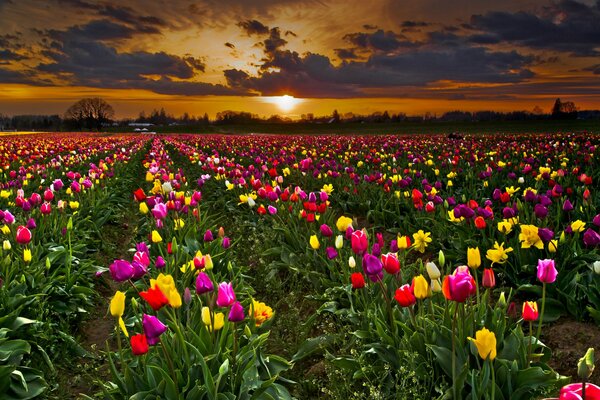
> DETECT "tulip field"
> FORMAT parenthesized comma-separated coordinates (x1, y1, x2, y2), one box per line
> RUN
(0, 131, 599, 399)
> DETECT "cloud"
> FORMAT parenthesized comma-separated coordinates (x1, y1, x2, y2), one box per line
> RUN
(0, 49, 25, 63)
(237, 19, 270, 36)
(470, 0, 600, 56)
(343, 29, 416, 52)
(334, 48, 360, 60)
(583, 64, 600, 74)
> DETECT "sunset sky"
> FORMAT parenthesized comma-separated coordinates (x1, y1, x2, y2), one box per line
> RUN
(1, 0, 600, 118)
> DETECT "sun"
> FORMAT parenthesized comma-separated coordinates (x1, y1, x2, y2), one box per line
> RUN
(264, 95, 302, 113)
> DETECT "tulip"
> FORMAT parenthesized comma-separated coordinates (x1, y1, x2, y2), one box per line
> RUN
(16, 225, 32, 245)
(320, 224, 333, 237)
(325, 247, 338, 259)
(40, 202, 52, 215)
(559, 383, 600, 400)
(482, 268, 495, 288)
(3, 240, 10, 250)
(350, 272, 365, 289)
(336, 216, 353, 232)
(381, 253, 400, 274)
(140, 286, 169, 311)
(348, 256, 356, 268)
(151, 203, 167, 220)
(201, 307, 225, 331)
(335, 235, 343, 249)
(203, 229, 214, 242)
(110, 291, 126, 317)
(351, 230, 368, 255)
(196, 272, 214, 294)
(133, 188, 146, 202)
(467, 247, 481, 269)
(474, 216, 487, 229)
(109, 259, 134, 282)
(149, 230, 162, 243)
(130, 334, 149, 355)
(252, 300, 274, 326)
(583, 228, 600, 247)
(397, 235, 411, 250)
(442, 268, 475, 303)
(468, 327, 496, 360)
(142, 314, 167, 340)
(537, 259, 557, 284)
(228, 301, 245, 322)
(155, 256, 166, 269)
(412, 275, 429, 299)
(395, 284, 416, 307)
(309, 235, 320, 250)
(23, 248, 31, 263)
(522, 301, 538, 321)
(362, 253, 383, 280)
(216, 282, 236, 307)
(426, 262, 441, 279)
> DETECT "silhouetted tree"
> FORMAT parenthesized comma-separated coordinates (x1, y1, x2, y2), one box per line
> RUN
(331, 109, 340, 123)
(551, 98, 578, 119)
(64, 98, 114, 130)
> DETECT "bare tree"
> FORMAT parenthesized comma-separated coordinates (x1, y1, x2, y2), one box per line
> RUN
(64, 98, 115, 130)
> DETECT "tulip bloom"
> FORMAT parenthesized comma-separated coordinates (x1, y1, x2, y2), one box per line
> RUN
(228, 301, 245, 322)
(395, 284, 416, 307)
(23, 248, 32, 263)
(381, 253, 400, 275)
(537, 259, 558, 284)
(468, 327, 497, 360)
(110, 291, 126, 317)
(426, 262, 441, 279)
(442, 268, 476, 303)
(522, 301, 539, 321)
(309, 235, 320, 250)
(142, 314, 167, 340)
(140, 286, 169, 311)
(482, 268, 495, 288)
(351, 230, 368, 255)
(559, 383, 600, 400)
(362, 253, 383, 281)
(201, 307, 225, 331)
(216, 282, 236, 307)
(336, 216, 353, 232)
(16, 225, 32, 245)
(151, 230, 162, 243)
(195, 272, 214, 294)
(397, 235, 411, 250)
(130, 334, 149, 355)
(467, 247, 481, 269)
(350, 272, 365, 289)
(252, 300, 274, 326)
(109, 259, 134, 282)
(412, 275, 429, 299)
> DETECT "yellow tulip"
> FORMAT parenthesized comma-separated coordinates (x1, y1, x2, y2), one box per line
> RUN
(139, 202, 149, 214)
(336, 216, 353, 232)
(252, 300, 273, 326)
(468, 327, 497, 360)
(309, 235, 320, 250)
(3, 240, 10, 250)
(202, 307, 224, 331)
(23, 248, 31, 263)
(110, 291, 126, 317)
(412, 275, 429, 299)
(571, 220, 586, 233)
(467, 247, 481, 269)
(151, 230, 162, 243)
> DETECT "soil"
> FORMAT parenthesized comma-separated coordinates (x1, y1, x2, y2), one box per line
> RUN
(545, 317, 600, 385)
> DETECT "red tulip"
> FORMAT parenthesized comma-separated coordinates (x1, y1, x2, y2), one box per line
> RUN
(351, 230, 368, 255)
(381, 252, 400, 274)
(140, 286, 169, 311)
(16, 225, 32, 245)
(395, 284, 416, 307)
(351, 272, 365, 289)
(522, 301, 538, 321)
(482, 268, 495, 288)
(130, 334, 149, 355)
(474, 216, 487, 229)
(133, 188, 146, 202)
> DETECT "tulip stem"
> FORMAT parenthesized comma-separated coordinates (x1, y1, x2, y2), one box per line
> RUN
(452, 304, 459, 400)
(535, 282, 547, 350)
(527, 321, 533, 363)
(491, 359, 496, 400)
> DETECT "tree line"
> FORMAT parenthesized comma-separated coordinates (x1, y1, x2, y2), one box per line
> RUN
(0, 97, 597, 132)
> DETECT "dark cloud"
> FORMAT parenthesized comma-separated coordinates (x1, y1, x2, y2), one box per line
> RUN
(583, 64, 600, 74)
(471, 0, 600, 56)
(400, 20, 429, 27)
(334, 48, 360, 60)
(363, 24, 378, 30)
(237, 19, 270, 36)
(99, 4, 168, 30)
(225, 42, 235, 49)
(284, 30, 297, 37)
(343, 29, 416, 52)
(0, 49, 25, 63)
(225, 43, 534, 97)
(46, 19, 159, 42)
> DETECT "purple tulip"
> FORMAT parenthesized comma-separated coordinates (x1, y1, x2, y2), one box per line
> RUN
(325, 247, 338, 259)
(390, 239, 399, 253)
(195, 272, 214, 294)
(320, 224, 333, 237)
(538, 227, 554, 243)
(142, 314, 167, 339)
(593, 214, 600, 227)
(524, 190, 537, 202)
(203, 229, 214, 242)
(362, 253, 383, 277)
(155, 256, 166, 269)
(228, 301, 245, 322)
(52, 179, 64, 190)
(216, 282, 236, 307)
(109, 259, 134, 282)
(151, 202, 168, 220)
(583, 228, 600, 247)
(534, 204, 548, 219)
(222, 237, 231, 249)
(562, 199, 574, 212)
(537, 259, 558, 284)
(267, 205, 277, 215)
(26, 218, 36, 229)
